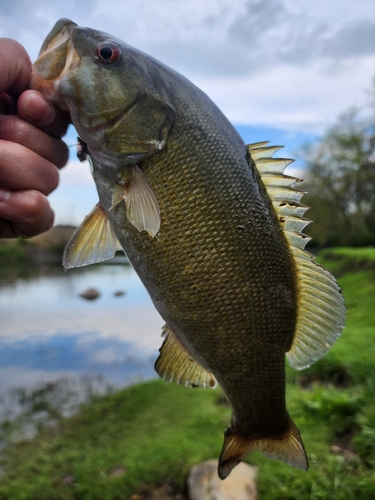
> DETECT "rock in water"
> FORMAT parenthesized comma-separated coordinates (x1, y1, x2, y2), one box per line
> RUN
(187, 460, 257, 500)
(79, 288, 100, 300)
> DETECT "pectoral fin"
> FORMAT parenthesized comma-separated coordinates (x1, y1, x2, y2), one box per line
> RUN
(110, 165, 161, 237)
(155, 325, 216, 388)
(63, 204, 119, 270)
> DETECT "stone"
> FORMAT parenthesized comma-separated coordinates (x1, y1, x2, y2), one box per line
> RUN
(109, 465, 126, 478)
(330, 445, 343, 455)
(79, 288, 100, 300)
(61, 475, 75, 485)
(187, 460, 257, 500)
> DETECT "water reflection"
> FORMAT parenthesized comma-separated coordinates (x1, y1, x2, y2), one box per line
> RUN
(0, 260, 164, 418)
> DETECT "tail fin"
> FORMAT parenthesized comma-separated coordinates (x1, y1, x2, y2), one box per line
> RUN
(218, 420, 308, 479)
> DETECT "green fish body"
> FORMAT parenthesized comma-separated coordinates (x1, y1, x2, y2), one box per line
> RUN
(32, 19, 345, 478)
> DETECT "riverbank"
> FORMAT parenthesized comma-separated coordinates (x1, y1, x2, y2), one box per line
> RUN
(0, 226, 76, 278)
(0, 248, 374, 499)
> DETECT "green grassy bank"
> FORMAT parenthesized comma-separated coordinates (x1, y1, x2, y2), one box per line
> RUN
(1, 248, 375, 499)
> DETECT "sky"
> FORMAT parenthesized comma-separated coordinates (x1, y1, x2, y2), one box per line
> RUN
(1, 0, 375, 226)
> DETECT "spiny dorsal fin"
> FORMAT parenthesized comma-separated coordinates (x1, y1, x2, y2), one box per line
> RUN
(246, 140, 270, 150)
(155, 324, 216, 388)
(249, 145, 283, 160)
(63, 203, 119, 270)
(109, 164, 160, 238)
(247, 143, 345, 370)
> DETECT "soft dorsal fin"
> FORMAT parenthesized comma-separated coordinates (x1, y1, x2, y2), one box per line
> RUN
(63, 203, 119, 270)
(109, 164, 160, 238)
(246, 142, 345, 369)
(155, 324, 216, 388)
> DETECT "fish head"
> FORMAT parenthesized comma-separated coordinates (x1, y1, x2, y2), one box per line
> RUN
(32, 19, 175, 165)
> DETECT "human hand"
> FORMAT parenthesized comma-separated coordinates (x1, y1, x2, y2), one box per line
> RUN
(0, 38, 70, 238)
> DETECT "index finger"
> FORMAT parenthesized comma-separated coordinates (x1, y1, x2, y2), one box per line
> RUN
(0, 39, 31, 96)
(18, 90, 70, 138)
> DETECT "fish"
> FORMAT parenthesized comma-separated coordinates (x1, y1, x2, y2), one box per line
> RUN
(31, 19, 345, 479)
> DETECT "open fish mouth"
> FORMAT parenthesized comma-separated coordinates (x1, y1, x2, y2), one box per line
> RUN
(33, 19, 78, 80)
(38, 19, 76, 58)
(31, 19, 80, 108)
(31, 18, 130, 128)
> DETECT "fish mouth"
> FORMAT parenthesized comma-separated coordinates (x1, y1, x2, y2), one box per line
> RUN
(31, 19, 80, 108)
(31, 19, 129, 126)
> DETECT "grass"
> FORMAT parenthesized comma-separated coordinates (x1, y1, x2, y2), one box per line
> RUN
(318, 246, 375, 277)
(320, 247, 375, 261)
(0, 247, 375, 498)
(0, 239, 28, 262)
(0, 381, 228, 499)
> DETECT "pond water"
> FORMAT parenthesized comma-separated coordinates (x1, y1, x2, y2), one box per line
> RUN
(0, 258, 164, 420)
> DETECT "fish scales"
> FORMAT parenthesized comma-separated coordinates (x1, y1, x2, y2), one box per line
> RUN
(31, 19, 345, 478)
(97, 116, 297, 360)
(93, 81, 299, 468)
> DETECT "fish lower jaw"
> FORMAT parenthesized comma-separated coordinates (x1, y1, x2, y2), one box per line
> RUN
(30, 73, 68, 111)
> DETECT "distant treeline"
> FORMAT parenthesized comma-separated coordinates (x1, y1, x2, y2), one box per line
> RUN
(0, 225, 76, 266)
(300, 88, 375, 248)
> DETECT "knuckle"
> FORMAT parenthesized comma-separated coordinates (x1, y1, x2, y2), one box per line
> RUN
(0, 115, 28, 142)
(17, 191, 54, 236)
(53, 140, 69, 170)
(22, 190, 46, 220)
(42, 163, 60, 193)
(59, 141, 69, 168)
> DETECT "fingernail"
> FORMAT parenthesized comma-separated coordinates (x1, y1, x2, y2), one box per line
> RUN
(24, 92, 55, 124)
(0, 188, 11, 202)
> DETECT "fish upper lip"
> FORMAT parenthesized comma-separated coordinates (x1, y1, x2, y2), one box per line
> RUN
(35, 24, 135, 133)
(40, 27, 74, 58)
(33, 26, 80, 84)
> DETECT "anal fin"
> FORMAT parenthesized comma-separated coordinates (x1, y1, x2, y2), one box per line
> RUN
(155, 325, 216, 388)
(218, 419, 308, 480)
(63, 204, 119, 270)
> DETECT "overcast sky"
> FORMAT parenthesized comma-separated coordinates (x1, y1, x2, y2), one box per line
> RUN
(1, 0, 375, 225)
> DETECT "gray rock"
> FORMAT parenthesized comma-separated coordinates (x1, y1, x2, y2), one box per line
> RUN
(188, 460, 257, 500)
(79, 288, 100, 300)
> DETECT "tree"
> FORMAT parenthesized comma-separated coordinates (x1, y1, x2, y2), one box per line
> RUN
(302, 107, 375, 247)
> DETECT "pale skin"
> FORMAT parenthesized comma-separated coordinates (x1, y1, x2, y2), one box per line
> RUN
(0, 39, 70, 238)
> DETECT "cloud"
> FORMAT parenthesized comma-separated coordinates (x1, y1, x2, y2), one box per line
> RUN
(228, 0, 289, 51)
(1, 0, 374, 135)
(322, 21, 375, 59)
(6, 0, 374, 74)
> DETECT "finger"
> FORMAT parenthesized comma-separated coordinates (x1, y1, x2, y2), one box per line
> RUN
(0, 115, 69, 169)
(0, 93, 17, 115)
(0, 39, 31, 96)
(0, 140, 60, 195)
(0, 188, 54, 238)
(18, 90, 70, 138)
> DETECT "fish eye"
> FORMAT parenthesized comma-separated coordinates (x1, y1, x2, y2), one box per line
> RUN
(96, 43, 121, 63)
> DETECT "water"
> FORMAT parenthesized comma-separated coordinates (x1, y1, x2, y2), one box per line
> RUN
(0, 259, 164, 423)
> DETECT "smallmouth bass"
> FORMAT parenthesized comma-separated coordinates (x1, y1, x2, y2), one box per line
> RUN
(31, 19, 345, 479)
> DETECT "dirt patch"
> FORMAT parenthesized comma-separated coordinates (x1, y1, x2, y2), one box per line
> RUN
(333, 428, 356, 452)
(130, 483, 188, 500)
(297, 363, 353, 389)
